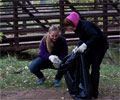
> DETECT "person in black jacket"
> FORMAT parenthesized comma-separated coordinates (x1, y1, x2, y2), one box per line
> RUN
(55, 12, 109, 99)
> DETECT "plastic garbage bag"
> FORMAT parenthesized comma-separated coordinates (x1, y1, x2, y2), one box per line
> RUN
(62, 52, 92, 100)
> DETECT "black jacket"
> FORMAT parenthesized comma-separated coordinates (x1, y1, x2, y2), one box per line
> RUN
(75, 20, 109, 48)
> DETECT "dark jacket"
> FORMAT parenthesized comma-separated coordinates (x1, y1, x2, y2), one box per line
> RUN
(75, 20, 109, 48)
(38, 36, 68, 60)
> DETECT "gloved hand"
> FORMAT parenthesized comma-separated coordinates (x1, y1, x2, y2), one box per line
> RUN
(49, 55, 61, 68)
(77, 43, 87, 53)
(72, 46, 78, 53)
(53, 62, 61, 69)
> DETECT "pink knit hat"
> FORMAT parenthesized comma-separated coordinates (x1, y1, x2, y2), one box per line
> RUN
(66, 12, 79, 27)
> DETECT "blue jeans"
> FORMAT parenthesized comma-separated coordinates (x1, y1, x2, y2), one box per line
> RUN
(29, 57, 55, 79)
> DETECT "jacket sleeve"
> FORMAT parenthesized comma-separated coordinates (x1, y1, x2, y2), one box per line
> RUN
(59, 38, 68, 60)
(38, 39, 50, 59)
(84, 25, 100, 47)
(77, 40, 83, 47)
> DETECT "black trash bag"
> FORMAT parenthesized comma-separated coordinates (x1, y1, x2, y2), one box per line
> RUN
(61, 52, 92, 100)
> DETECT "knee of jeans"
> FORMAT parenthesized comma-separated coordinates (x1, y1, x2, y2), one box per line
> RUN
(29, 64, 37, 73)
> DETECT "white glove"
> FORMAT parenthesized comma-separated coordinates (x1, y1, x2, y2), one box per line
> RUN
(49, 55, 60, 63)
(49, 55, 61, 68)
(53, 63, 61, 69)
(77, 43, 87, 53)
(72, 46, 78, 53)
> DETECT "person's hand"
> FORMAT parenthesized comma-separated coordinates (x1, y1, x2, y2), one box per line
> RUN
(48, 55, 57, 63)
(77, 43, 87, 53)
(72, 46, 78, 53)
(49, 55, 61, 68)
(49, 55, 60, 63)
(53, 62, 61, 69)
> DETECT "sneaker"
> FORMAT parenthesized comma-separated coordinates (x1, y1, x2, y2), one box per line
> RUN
(54, 80, 60, 87)
(37, 77, 46, 85)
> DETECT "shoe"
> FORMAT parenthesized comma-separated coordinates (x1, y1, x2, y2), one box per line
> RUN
(54, 80, 60, 87)
(37, 77, 46, 85)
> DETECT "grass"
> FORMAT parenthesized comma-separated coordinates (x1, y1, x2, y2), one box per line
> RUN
(0, 49, 66, 90)
(0, 46, 120, 96)
(99, 64, 120, 95)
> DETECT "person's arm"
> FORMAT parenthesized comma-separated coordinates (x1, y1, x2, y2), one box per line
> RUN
(74, 24, 100, 53)
(38, 39, 50, 59)
(84, 25, 100, 48)
(59, 38, 68, 60)
(77, 40, 83, 46)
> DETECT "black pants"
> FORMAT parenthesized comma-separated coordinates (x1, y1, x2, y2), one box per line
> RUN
(85, 45, 108, 98)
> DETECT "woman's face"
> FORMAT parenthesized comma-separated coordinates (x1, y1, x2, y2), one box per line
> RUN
(49, 31, 59, 42)
(66, 26, 76, 31)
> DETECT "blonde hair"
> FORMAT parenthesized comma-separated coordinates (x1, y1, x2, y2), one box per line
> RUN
(48, 25, 60, 34)
(40, 25, 60, 54)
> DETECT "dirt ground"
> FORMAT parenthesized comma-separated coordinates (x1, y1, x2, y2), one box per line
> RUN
(1, 88, 120, 100)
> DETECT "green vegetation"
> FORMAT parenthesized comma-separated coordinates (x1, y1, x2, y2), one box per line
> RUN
(0, 49, 66, 90)
(0, 32, 4, 42)
(99, 64, 120, 95)
(0, 45, 120, 97)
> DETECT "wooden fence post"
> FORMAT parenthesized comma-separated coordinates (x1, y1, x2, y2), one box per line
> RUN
(22, 0, 26, 31)
(59, 0, 65, 35)
(94, 0, 98, 25)
(13, 1, 19, 52)
(103, 0, 108, 36)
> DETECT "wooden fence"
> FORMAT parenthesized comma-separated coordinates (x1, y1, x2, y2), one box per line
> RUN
(0, 0, 120, 52)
